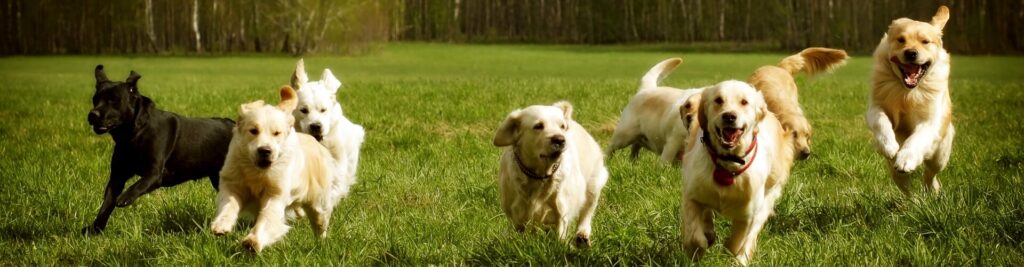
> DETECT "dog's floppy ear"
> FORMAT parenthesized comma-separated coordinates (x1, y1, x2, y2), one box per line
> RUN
(95, 65, 109, 84)
(126, 71, 141, 93)
(553, 101, 574, 121)
(931, 6, 950, 31)
(493, 110, 522, 147)
(697, 90, 711, 133)
(291, 59, 309, 90)
(321, 69, 342, 94)
(278, 85, 298, 113)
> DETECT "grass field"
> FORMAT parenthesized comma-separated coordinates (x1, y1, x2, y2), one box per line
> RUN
(1, 43, 1023, 265)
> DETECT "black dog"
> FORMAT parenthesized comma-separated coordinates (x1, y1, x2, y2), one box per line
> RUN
(83, 65, 234, 234)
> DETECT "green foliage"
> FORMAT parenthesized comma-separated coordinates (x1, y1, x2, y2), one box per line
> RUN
(0, 44, 1022, 265)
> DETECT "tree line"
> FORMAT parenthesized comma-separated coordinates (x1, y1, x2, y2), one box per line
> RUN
(1, 0, 1020, 55)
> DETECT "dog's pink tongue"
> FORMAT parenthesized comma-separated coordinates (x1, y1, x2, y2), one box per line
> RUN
(904, 64, 922, 86)
(724, 128, 742, 143)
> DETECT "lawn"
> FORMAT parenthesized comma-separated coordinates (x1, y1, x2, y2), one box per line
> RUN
(1, 43, 1023, 265)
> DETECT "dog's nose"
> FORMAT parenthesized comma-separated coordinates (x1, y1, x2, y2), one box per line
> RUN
(798, 149, 811, 160)
(721, 112, 737, 124)
(256, 146, 272, 157)
(904, 50, 918, 62)
(88, 111, 100, 123)
(309, 123, 322, 133)
(551, 135, 565, 145)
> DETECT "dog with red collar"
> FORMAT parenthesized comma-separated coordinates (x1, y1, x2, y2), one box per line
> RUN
(679, 80, 795, 265)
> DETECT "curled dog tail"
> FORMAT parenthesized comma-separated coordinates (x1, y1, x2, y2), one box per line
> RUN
(639, 58, 682, 91)
(777, 47, 848, 76)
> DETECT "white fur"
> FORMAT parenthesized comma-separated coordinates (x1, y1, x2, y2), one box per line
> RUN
(493, 102, 608, 245)
(608, 58, 705, 163)
(291, 59, 365, 203)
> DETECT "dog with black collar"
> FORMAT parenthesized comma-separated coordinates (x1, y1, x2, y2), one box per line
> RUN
(679, 80, 795, 265)
(493, 101, 608, 247)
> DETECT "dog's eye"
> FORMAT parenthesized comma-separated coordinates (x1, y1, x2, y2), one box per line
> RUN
(897, 37, 906, 43)
(561, 124, 567, 130)
(922, 39, 931, 45)
(714, 97, 723, 105)
(320, 108, 326, 113)
(273, 131, 281, 136)
(249, 128, 259, 135)
(533, 123, 544, 130)
(741, 99, 748, 106)
(300, 108, 309, 114)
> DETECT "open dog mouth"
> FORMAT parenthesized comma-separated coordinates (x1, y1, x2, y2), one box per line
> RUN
(91, 124, 113, 134)
(256, 159, 273, 168)
(311, 134, 323, 142)
(716, 126, 744, 149)
(890, 57, 931, 89)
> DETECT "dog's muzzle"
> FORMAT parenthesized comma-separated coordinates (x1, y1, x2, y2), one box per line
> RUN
(308, 123, 323, 141)
(88, 110, 112, 134)
(256, 146, 273, 168)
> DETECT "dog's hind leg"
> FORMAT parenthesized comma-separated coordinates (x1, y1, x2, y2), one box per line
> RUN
(923, 125, 954, 193)
(82, 151, 133, 235)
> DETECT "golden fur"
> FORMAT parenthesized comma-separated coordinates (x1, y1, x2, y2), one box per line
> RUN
(748, 47, 847, 159)
(211, 86, 341, 252)
(680, 81, 794, 265)
(607, 58, 704, 163)
(867, 6, 954, 195)
(493, 101, 609, 246)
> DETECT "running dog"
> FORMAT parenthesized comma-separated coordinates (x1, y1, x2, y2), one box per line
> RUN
(866, 6, 954, 195)
(83, 65, 233, 234)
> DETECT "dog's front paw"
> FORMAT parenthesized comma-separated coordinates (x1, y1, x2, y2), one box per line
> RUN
(894, 150, 923, 173)
(241, 234, 264, 253)
(114, 195, 136, 207)
(574, 233, 592, 248)
(211, 224, 231, 236)
(81, 225, 104, 235)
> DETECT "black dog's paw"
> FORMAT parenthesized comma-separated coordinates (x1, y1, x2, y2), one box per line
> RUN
(81, 225, 104, 235)
(115, 195, 136, 207)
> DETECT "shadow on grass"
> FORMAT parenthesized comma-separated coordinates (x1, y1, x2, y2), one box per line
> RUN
(153, 201, 211, 235)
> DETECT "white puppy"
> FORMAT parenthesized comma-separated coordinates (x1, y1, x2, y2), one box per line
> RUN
(680, 81, 794, 265)
(867, 6, 954, 195)
(607, 58, 704, 163)
(291, 59, 365, 203)
(211, 86, 340, 253)
(493, 101, 609, 246)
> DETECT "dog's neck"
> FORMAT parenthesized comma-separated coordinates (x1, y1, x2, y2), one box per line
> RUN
(109, 96, 155, 142)
(513, 148, 561, 180)
(700, 129, 759, 186)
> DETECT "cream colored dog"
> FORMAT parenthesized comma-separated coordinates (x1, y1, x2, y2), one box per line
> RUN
(493, 101, 609, 246)
(867, 6, 954, 195)
(680, 81, 794, 265)
(211, 86, 340, 253)
(607, 58, 704, 163)
(291, 59, 365, 204)
(748, 47, 848, 159)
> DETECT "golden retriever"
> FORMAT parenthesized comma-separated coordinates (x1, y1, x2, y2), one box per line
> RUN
(607, 58, 704, 163)
(210, 86, 340, 252)
(493, 101, 609, 246)
(748, 47, 848, 159)
(680, 81, 794, 265)
(867, 6, 953, 195)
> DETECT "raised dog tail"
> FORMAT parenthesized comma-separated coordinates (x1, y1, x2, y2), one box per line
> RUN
(639, 58, 682, 91)
(777, 47, 848, 76)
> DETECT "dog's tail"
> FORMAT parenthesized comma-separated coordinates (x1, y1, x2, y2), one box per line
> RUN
(777, 47, 848, 76)
(639, 58, 682, 91)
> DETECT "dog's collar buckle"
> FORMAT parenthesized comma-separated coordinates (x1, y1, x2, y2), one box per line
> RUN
(513, 149, 560, 180)
(702, 130, 759, 186)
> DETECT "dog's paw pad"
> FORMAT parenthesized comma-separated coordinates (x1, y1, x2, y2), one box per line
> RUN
(574, 234, 591, 248)
(241, 237, 262, 253)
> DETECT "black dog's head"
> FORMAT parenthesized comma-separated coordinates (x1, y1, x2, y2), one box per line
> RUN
(89, 65, 142, 134)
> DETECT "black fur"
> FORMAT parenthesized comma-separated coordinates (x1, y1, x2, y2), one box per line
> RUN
(82, 65, 234, 235)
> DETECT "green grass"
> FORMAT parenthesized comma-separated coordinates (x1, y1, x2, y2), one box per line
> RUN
(1, 43, 1023, 265)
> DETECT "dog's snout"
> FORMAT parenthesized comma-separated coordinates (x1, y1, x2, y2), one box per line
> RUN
(551, 135, 566, 145)
(798, 149, 811, 160)
(904, 50, 918, 62)
(309, 123, 322, 133)
(722, 112, 737, 124)
(256, 146, 272, 157)
(88, 110, 101, 123)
